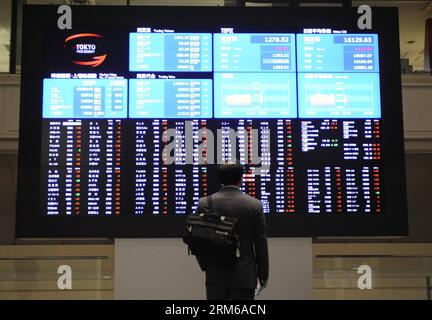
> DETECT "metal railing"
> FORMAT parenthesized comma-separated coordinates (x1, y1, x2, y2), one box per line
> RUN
(0, 245, 114, 300)
(314, 255, 432, 300)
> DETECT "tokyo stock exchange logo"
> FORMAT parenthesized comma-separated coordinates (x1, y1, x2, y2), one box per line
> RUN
(64, 33, 107, 67)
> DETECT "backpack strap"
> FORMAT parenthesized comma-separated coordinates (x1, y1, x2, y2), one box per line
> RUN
(206, 195, 222, 219)
(207, 195, 214, 211)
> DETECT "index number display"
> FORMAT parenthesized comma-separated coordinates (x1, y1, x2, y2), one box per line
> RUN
(264, 36, 289, 43)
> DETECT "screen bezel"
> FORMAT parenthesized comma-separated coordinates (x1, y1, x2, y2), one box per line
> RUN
(16, 5, 408, 238)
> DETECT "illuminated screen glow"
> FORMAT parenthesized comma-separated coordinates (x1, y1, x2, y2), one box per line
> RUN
(16, 6, 408, 237)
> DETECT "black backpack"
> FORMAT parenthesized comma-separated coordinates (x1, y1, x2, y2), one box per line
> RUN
(182, 196, 240, 269)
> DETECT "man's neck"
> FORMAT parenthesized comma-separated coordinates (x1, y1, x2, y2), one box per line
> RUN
(223, 184, 241, 189)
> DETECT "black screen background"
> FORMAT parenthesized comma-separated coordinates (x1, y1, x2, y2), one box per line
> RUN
(16, 5, 408, 237)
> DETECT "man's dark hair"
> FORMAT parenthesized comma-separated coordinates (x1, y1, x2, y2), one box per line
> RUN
(216, 162, 244, 185)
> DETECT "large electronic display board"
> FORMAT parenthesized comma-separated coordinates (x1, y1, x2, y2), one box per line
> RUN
(16, 5, 408, 237)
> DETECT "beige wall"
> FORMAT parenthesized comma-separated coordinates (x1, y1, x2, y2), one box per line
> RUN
(402, 153, 432, 243)
(0, 154, 17, 244)
(0, 244, 114, 299)
(115, 238, 313, 300)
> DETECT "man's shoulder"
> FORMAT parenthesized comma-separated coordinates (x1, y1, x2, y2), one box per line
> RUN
(217, 190, 262, 211)
(197, 195, 209, 207)
(240, 192, 262, 208)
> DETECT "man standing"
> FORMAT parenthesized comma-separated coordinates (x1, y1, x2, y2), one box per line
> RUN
(195, 162, 269, 300)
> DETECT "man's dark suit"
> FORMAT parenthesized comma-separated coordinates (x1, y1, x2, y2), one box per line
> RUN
(195, 185, 269, 300)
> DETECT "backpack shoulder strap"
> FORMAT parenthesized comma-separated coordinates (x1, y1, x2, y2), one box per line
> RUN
(203, 194, 221, 219)
(207, 195, 214, 211)
(207, 194, 221, 216)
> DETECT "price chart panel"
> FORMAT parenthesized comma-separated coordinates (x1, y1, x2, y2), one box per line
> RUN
(214, 72, 297, 118)
(214, 33, 297, 119)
